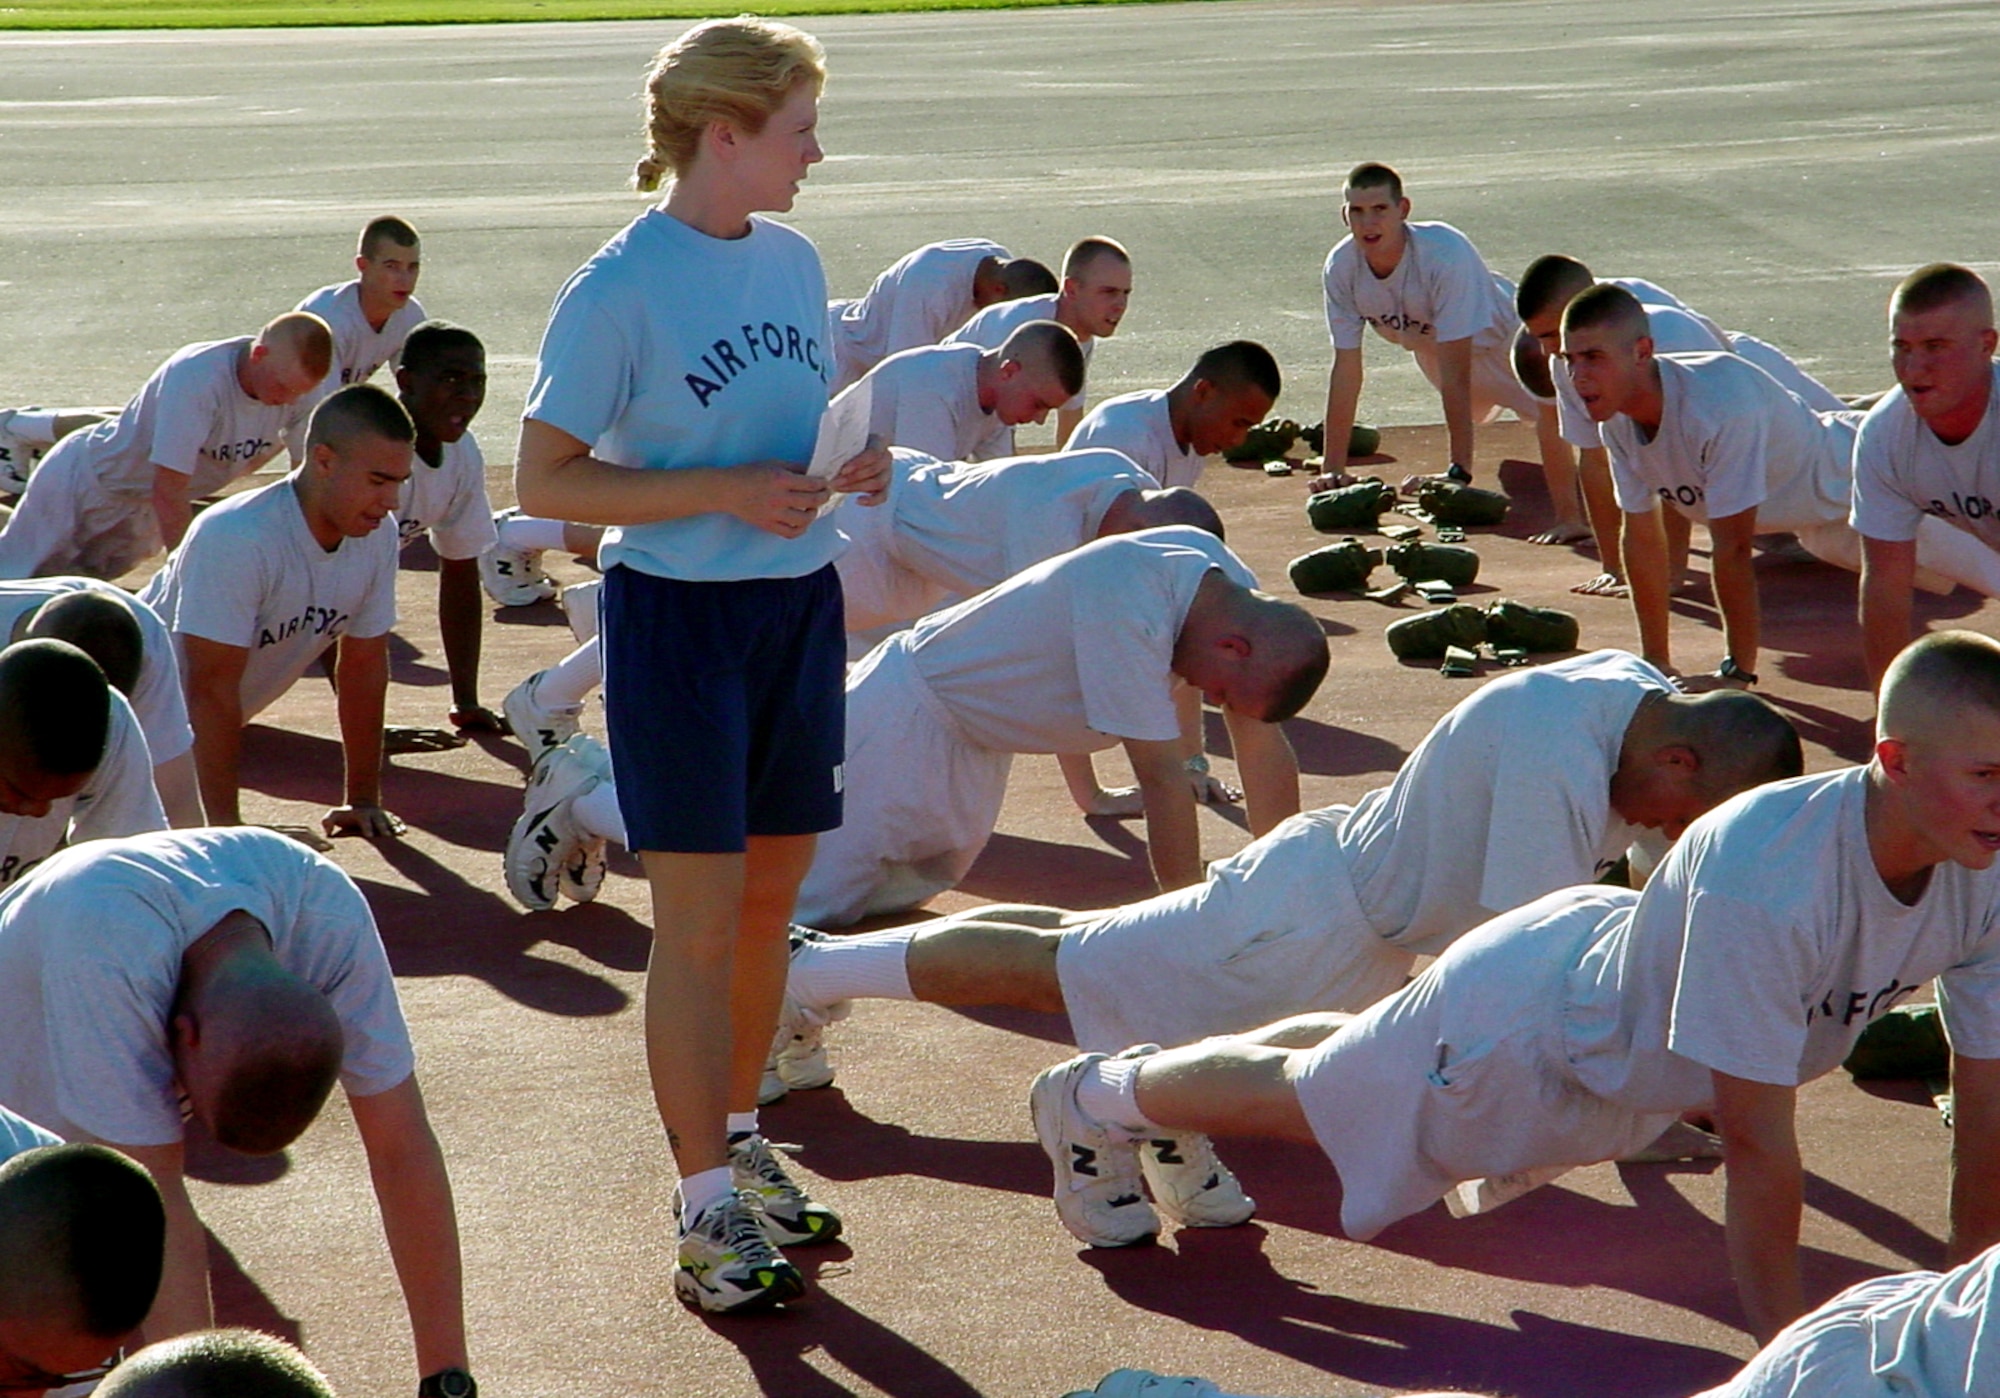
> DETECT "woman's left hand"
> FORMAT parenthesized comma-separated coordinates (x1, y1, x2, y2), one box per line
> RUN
(829, 435, 892, 505)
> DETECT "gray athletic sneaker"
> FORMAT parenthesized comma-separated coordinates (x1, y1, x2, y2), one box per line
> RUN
(728, 1132, 842, 1247)
(673, 1188, 805, 1313)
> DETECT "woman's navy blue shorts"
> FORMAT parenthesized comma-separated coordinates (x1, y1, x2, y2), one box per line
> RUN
(600, 562, 845, 853)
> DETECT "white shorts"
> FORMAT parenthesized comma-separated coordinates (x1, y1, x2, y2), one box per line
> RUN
(792, 637, 1015, 928)
(1791, 513, 2000, 598)
(1412, 341, 1549, 424)
(831, 486, 950, 635)
(1724, 331, 1844, 413)
(1056, 808, 1414, 1054)
(0, 435, 156, 581)
(1292, 889, 1675, 1241)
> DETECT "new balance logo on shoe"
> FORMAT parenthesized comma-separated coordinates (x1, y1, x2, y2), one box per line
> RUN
(1070, 1144, 1099, 1178)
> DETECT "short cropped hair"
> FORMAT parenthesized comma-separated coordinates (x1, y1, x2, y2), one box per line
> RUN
(633, 17, 827, 192)
(0, 638, 110, 778)
(1266, 620, 1331, 724)
(398, 320, 483, 375)
(25, 591, 144, 697)
(95, 1329, 337, 1398)
(1561, 282, 1649, 340)
(999, 320, 1087, 397)
(1191, 340, 1281, 400)
(358, 216, 418, 260)
(260, 313, 334, 384)
(1141, 487, 1225, 540)
(1511, 327, 1556, 400)
(1515, 254, 1595, 321)
(306, 384, 416, 457)
(1892, 263, 1993, 322)
(1063, 236, 1130, 281)
(1344, 161, 1403, 201)
(0, 1143, 165, 1342)
(999, 258, 1059, 299)
(1880, 630, 2000, 742)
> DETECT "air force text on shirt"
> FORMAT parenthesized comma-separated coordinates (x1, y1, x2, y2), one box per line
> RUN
(1927, 491, 2000, 524)
(1364, 311, 1434, 339)
(206, 436, 276, 466)
(259, 604, 351, 650)
(1804, 977, 1923, 1029)
(685, 321, 825, 409)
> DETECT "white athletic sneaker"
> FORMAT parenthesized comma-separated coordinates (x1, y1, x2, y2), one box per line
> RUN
(1029, 1053, 1159, 1248)
(0, 408, 45, 496)
(728, 1132, 842, 1247)
(1137, 1132, 1256, 1229)
(673, 1188, 805, 1314)
(761, 927, 850, 1102)
(503, 668, 582, 760)
(504, 735, 607, 911)
(479, 507, 557, 606)
(561, 579, 601, 644)
(553, 734, 613, 906)
(1066, 1370, 1223, 1398)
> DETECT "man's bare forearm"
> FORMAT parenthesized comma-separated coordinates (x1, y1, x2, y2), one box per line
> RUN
(437, 556, 485, 711)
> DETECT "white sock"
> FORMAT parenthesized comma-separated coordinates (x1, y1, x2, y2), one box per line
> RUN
(7, 410, 60, 441)
(1074, 1055, 1158, 1136)
(678, 1164, 732, 1224)
(724, 1110, 759, 1139)
(570, 780, 626, 846)
(793, 929, 915, 1006)
(498, 514, 569, 552)
(536, 636, 601, 710)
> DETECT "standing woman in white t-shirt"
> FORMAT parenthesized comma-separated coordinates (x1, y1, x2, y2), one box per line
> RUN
(514, 18, 887, 1314)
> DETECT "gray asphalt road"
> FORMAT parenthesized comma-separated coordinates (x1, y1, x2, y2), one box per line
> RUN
(3, 0, 1997, 443)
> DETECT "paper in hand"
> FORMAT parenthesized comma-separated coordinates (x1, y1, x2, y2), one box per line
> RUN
(808, 378, 873, 481)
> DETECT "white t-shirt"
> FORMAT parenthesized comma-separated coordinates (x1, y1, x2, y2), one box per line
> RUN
(1340, 650, 1661, 957)
(0, 692, 165, 892)
(1555, 304, 1727, 449)
(1852, 364, 2000, 549)
(0, 827, 415, 1146)
(1068, 390, 1202, 489)
(395, 431, 496, 562)
(141, 477, 399, 719)
(885, 447, 1154, 595)
(41, 338, 307, 501)
(1564, 766, 2000, 1114)
(945, 293, 1094, 413)
(1322, 221, 1519, 357)
(0, 578, 193, 762)
(1701, 1245, 2000, 1398)
(524, 208, 838, 583)
(0, 1105, 59, 1162)
(848, 343, 1003, 463)
(294, 280, 430, 400)
(829, 238, 1007, 387)
(1604, 352, 1853, 532)
(905, 526, 1256, 755)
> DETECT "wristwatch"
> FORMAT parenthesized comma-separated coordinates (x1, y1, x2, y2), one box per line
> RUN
(419, 1368, 477, 1398)
(1444, 462, 1473, 484)
(1716, 657, 1758, 686)
(1183, 753, 1211, 777)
